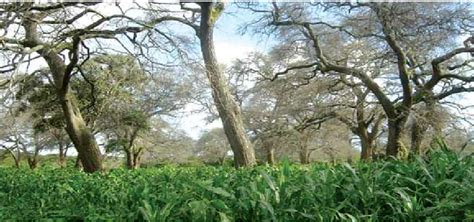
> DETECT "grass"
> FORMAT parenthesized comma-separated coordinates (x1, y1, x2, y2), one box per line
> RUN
(0, 148, 473, 221)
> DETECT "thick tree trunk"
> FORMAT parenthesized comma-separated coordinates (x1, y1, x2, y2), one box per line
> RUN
(61, 93, 102, 173)
(410, 120, 427, 155)
(23, 17, 102, 173)
(125, 149, 134, 169)
(386, 118, 407, 158)
(198, 3, 256, 168)
(359, 134, 374, 161)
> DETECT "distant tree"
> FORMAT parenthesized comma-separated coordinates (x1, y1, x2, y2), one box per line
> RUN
(195, 128, 231, 165)
(244, 2, 474, 158)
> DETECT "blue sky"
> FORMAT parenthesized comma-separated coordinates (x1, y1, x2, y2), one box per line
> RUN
(176, 5, 277, 139)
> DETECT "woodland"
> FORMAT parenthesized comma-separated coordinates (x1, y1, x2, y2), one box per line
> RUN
(0, 2, 473, 221)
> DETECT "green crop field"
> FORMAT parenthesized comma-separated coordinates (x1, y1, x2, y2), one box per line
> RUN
(1, 149, 473, 221)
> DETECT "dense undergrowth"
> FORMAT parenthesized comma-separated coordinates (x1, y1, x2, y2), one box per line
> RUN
(0, 149, 473, 221)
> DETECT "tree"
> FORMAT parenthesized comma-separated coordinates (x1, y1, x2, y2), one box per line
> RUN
(195, 128, 231, 165)
(244, 2, 474, 158)
(144, 2, 257, 167)
(0, 2, 186, 172)
(77, 54, 191, 169)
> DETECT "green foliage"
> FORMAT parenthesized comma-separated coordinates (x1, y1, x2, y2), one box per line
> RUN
(0, 149, 473, 221)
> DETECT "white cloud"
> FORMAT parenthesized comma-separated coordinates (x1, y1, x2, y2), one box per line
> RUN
(214, 42, 254, 65)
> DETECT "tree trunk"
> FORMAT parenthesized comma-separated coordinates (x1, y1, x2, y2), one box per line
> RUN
(410, 119, 427, 155)
(359, 134, 374, 161)
(299, 145, 310, 164)
(27, 158, 37, 170)
(58, 142, 67, 168)
(298, 131, 311, 164)
(125, 149, 134, 169)
(23, 17, 102, 173)
(262, 139, 275, 165)
(357, 126, 375, 161)
(266, 147, 275, 165)
(60, 91, 102, 173)
(132, 150, 141, 169)
(386, 118, 407, 158)
(198, 3, 256, 168)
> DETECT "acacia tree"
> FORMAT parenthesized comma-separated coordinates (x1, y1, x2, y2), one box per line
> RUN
(0, 2, 191, 172)
(333, 76, 385, 161)
(244, 2, 474, 158)
(74, 54, 191, 169)
(139, 1, 257, 167)
(195, 128, 230, 165)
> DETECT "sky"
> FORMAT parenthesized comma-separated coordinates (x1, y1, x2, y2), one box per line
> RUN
(174, 5, 275, 139)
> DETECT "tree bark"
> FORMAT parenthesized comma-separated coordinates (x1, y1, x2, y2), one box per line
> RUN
(386, 118, 407, 158)
(198, 3, 256, 167)
(359, 131, 374, 161)
(22, 13, 102, 173)
(410, 119, 427, 155)
(61, 93, 102, 173)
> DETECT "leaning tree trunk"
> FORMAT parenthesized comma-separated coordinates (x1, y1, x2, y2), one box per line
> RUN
(23, 17, 102, 173)
(6, 148, 21, 168)
(60, 92, 102, 173)
(198, 3, 256, 168)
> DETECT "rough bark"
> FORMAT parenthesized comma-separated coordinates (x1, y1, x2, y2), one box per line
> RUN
(22, 14, 102, 173)
(410, 119, 427, 155)
(386, 118, 407, 158)
(198, 3, 256, 167)
(61, 93, 102, 172)
(132, 151, 141, 169)
(359, 130, 374, 161)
